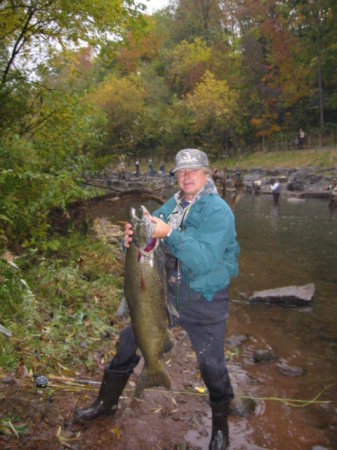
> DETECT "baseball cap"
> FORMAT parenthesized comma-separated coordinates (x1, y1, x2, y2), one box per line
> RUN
(173, 148, 209, 172)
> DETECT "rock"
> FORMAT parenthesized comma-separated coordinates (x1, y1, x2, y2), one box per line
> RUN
(276, 360, 305, 377)
(2, 375, 15, 384)
(226, 334, 249, 348)
(253, 349, 278, 363)
(229, 397, 256, 417)
(249, 283, 315, 306)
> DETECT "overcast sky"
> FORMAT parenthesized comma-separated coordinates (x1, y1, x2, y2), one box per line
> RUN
(145, 0, 171, 13)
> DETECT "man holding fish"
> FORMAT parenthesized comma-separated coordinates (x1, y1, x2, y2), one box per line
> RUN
(74, 148, 239, 450)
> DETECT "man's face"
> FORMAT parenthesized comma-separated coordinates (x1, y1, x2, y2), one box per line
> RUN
(177, 168, 209, 201)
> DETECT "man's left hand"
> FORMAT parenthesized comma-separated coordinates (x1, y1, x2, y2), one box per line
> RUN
(150, 216, 172, 239)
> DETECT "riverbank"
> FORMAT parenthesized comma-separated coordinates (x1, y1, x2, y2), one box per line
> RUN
(215, 148, 337, 170)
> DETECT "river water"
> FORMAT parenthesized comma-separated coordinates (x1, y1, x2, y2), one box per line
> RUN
(95, 192, 337, 449)
(228, 195, 337, 450)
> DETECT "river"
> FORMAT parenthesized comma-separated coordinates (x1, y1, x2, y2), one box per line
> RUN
(94, 192, 337, 449)
(228, 195, 337, 450)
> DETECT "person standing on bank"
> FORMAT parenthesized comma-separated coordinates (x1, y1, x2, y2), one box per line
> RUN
(297, 128, 305, 149)
(74, 149, 239, 450)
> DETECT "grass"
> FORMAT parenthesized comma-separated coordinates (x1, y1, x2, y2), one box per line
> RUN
(0, 232, 124, 375)
(215, 148, 337, 171)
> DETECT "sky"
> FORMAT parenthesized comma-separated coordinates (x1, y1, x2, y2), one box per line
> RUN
(145, 0, 171, 13)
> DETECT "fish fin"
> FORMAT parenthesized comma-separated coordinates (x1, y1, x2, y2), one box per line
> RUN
(166, 303, 179, 325)
(135, 364, 172, 397)
(160, 329, 175, 356)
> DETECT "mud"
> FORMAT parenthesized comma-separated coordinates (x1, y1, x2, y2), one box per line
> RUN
(0, 325, 233, 450)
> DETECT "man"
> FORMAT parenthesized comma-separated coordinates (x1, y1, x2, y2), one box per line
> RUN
(135, 160, 140, 177)
(74, 149, 239, 450)
(271, 178, 281, 204)
(297, 128, 305, 149)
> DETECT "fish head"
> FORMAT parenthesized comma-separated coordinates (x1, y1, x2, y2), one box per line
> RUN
(130, 205, 156, 249)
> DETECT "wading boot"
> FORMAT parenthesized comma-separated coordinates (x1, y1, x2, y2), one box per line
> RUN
(209, 400, 230, 450)
(73, 367, 129, 423)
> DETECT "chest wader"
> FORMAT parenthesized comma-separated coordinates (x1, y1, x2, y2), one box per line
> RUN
(74, 327, 140, 423)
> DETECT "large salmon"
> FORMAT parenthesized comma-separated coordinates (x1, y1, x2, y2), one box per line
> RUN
(124, 205, 174, 397)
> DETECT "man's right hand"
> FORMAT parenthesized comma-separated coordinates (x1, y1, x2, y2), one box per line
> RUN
(124, 223, 133, 248)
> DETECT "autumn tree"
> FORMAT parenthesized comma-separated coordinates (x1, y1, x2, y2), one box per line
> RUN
(168, 37, 212, 95)
(185, 70, 239, 154)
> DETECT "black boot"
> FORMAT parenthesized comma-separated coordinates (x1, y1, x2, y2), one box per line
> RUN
(209, 400, 230, 450)
(73, 367, 129, 423)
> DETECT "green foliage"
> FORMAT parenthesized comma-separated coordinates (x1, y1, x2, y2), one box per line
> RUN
(0, 233, 123, 372)
(168, 38, 212, 95)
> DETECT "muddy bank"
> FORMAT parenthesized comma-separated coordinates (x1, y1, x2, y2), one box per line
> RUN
(1, 313, 334, 450)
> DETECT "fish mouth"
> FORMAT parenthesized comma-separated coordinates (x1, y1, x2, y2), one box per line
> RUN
(130, 205, 158, 254)
(130, 205, 148, 223)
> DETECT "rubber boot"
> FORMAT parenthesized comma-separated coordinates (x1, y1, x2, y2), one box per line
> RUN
(73, 367, 129, 423)
(209, 400, 230, 450)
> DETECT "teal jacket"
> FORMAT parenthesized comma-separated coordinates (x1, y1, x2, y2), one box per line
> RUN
(153, 193, 239, 301)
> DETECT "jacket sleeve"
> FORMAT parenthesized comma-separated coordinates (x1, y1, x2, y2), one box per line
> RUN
(165, 203, 237, 276)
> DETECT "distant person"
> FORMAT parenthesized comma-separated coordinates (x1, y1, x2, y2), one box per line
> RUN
(252, 180, 261, 195)
(148, 159, 154, 176)
(135, 160, 140, 177)
(169, 168, 175, 185)
(271, 178, 281, 204)
(328, 178, 337, 208)
(297, 128, 305, 149)
(159, 162, 165, 177)
(234, 167, 242, 190)
(117, 161, 125, 180)
(327, 178, 337, 191)
(212, 167, 218, 178)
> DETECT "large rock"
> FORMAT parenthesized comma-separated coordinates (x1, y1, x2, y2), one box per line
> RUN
(249, 283, 315, 306)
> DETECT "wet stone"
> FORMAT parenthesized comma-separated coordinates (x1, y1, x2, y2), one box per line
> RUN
(122, 406, 136, 418)
(276, 361, 305, 377)
(226, 334, 249, 348)
(2, 375, 15, 384)
(229, 397, 256, 417)
(253, 349, 278, 363)
(249, 283, 315, 306)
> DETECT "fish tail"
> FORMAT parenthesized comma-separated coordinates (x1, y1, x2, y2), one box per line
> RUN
(135, 364, 172, 397)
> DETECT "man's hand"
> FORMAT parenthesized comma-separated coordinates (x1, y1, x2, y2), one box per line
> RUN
(150, 216, 172, 239)
(124, 222, 133, 248)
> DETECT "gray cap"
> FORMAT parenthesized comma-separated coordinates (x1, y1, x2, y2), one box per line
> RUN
(173, 148, 209, 172)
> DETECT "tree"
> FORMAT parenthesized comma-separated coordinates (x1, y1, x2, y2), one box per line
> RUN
(168, 37, 211, 95)
(185, 70, 239, 154)
(170, 0, 224, 43)
(0, 0, 142, 87)
(89, 74, 145, 156)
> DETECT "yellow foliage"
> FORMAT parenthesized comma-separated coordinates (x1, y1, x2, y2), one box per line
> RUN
(90, 74, 145, 128)
(185, 71, 238, 130)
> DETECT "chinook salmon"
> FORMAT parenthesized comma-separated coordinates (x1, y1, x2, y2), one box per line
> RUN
(124, 205, 174, 397)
